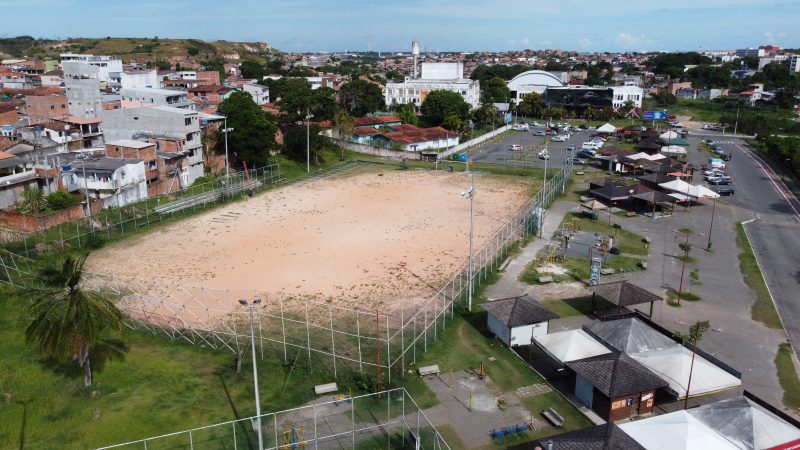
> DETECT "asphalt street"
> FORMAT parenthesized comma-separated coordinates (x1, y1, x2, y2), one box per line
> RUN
(470, 125, 586, 169)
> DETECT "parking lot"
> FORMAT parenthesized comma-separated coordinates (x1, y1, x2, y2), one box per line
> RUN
(470, 124, 589, 169)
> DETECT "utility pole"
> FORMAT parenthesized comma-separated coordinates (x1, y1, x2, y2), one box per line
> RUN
(239, 298, 264, 450)
(305, 108, 314, 173)
(222, 118, 234, 178)
(733, 106, 740, 137)
(78, 153, 94, 233)
(462, 181, 477, 311)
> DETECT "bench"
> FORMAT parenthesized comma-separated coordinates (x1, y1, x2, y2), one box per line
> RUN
(497, 257, 512, 272)
(600, 268, 615, 275)
(575, 171, 585, 176)
(538, 276, 553, 284)
(314, 383, 338, 395)
(418, 365, 441, 376)
(542, 407, 565, 427)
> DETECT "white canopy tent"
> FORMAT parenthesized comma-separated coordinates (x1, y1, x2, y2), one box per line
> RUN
(660, 145, 687, 156)
(597, 123, 617, 134)
(659, 130, 679, 141)
(659, 180, 720, 199)
(626, 152, 666, 162)
(619, 410, 741, 450)
(629, 346, 741, 398)
(533, 329, 611, 364)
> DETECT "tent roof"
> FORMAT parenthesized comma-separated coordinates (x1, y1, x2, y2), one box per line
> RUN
(567, 352, 667, 397)
(664, 138, 690, 146)
(589, 281, 664, 308)
(534, 329, 612, 364)
(531, 423, 645, 450)
(625, 152, 666, 162)
(659, 130, 679, 140)
(661, 145, 688, 155)
(584, 318, 677, 354)
(659, 180, 720, 199)
(619, 411, 741, 450)
(688, 396, 800, 450)
(581, 199, 609, 211)
(629, 346, 741, 398)
(481, 294, 557, 327)
(597, 123, 617, 133)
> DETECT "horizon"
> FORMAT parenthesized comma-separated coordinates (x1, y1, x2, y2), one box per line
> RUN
(2, 0, 799, 54)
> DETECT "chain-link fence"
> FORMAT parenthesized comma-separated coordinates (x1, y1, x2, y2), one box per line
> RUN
(0, 161, 573, 383)
(0, 163, 281, 259)
(96, 388, 451, 450)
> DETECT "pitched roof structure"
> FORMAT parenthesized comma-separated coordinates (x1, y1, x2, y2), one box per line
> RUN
(481, 294, 557, 327)
(629, 346, 741, 398)
(526, 423, 646, 450)
(383, 126, 453, 144)
(352, 115, 401, 127)
(583, 318, 678, 354)
(567, 352, 667, 398)
(534, 329, 612, 364)
(620, 410, 741, 449)
(589, 281, 663, 308)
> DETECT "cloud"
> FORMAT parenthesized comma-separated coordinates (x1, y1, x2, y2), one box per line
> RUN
(521, 37, 530, 46)
(579, 37, 593, 48)
(615, 33, 652, 48)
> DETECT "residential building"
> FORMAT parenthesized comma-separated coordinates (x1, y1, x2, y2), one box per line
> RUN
(0, 70, 35, 90)
(384, 62, 480, 109)
(64, 156, 147, 208)
(611, 85, 644, 109)
(696, 88, 724, 100)
(242, 82, 270, 105)
(791, 55, 800, 73)
(59, 53, 122, 83)
(60, 116, 104, 148)
(187, 85, 232, 107)
(119, 87, 192, 109)
(482, 294, 557, 346)
(120, 69, 160, 90)
(675, 88, 696, 100)
(102, 105, 204, 185)
(0, 151, 38, 209)
(62, 61, 103, 118)
(105, 139, 177, 196)
(22, 88, 69, 123)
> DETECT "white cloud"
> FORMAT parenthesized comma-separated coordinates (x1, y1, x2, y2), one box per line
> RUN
(615, 33, 652, 48)
(579, 37, 593, 48)
(521, 37, 530, 46)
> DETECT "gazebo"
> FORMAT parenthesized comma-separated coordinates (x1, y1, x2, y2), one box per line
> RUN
(581, 199, 608, 219)
(589, 280, 663, 319)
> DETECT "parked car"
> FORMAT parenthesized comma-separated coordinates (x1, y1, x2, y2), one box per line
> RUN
(567, 144, 576, 151)
(512, 123, 530, 131)
(713, 147, 725, 155)
(551, 135, 566, 142)
(577, 125, 589, 130)
(708, 176, 732, 185)
(721, 153, 732, 161)
(705, 139, 716, 146)
(510, 144, 524, 151)
(577, 150, 596, 159)
(538, 150, 550, 160)
(533, 130, 546, 136)
(714, 185, 735, 196)
(572, 157, 587, 165)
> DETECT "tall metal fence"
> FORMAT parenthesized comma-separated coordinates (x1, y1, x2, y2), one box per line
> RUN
(0, 163, 281, 259)
(0, 160, 573, 383)
(96, 388, 451, 450)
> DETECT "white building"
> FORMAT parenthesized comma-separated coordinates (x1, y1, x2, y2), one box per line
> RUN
(790, 55, 800, 73)
(507, 70, 566, 102)
(243, 82, 270, 105)
(611, 85, 644, 109)
(63, 61, 104, 119)
(384, 62, 480, 109)
(735, 48, 765, 58)
(65, 156, 148, 208)
(481, 294, 557, 347)
(120, 69, 160, 90)
(119, 87, 192, 109)
(60, 53, 122, 83)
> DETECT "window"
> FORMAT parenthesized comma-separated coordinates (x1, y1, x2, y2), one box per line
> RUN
(186, 133, 193, 142)
(50, 105, 55, 109)
(185, 118, 191, 126)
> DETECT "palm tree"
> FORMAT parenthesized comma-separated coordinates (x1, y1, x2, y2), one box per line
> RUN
(25, 254, 127, 388)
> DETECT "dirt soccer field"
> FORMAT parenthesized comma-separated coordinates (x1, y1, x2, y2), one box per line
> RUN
(87, 167, 533, 310)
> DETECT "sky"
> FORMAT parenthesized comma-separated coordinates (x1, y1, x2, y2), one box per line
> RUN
(4, 0, 800, 53)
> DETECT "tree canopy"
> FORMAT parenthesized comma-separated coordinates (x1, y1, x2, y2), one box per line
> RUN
(481, 77, 510, 104)
(517, 92, 544, 118)
(687, 64, 732, 89)
(420, 90, 471, 125)
(239, 60, 266, 80)
(470, 64, 534, 81)
(216, 91, 279, 167)
(338, 79, 385, 117)
(266, 78, 336, 123)
(648, 52, 711, 79)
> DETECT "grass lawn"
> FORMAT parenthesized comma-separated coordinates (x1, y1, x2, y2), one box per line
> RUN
(539, 296, 613, 318)
(735, 223, 783, 329)
(775, 343, 800, 411)
(519, 254, 645, 285)
(560, 212, 649, 257)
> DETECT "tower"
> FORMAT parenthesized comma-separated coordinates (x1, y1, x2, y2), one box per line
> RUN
(411, 40, 420, 79)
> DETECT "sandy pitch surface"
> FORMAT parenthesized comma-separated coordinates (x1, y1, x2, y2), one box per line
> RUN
(87, 169, 531, 310)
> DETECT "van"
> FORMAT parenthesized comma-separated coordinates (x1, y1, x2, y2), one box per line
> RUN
(582, 142, 601, 151)
(707, 158, 725, 169)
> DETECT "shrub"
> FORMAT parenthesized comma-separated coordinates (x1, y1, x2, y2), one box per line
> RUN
(46, 190, 80, 211)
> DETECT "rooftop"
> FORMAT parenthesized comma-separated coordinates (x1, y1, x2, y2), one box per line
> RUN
(482, 294, 557, 327)
(106, 139, 155, 149)
(589, 280, 663, 308)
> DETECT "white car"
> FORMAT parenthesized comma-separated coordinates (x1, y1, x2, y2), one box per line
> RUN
(538, 150, 550, 160)
(512, 123, 530, 131)
(510, 144, 524, 151)
(551, 136, 566, 142)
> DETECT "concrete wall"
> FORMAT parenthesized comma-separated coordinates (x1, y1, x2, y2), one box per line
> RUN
(438, 125, 510, 160)
(487, 314, 510, 345)
(331, 139, 422, 161)
(575, 374, 594, 408)
(0, 199, 103, 233)
(65, 76, 103, 118)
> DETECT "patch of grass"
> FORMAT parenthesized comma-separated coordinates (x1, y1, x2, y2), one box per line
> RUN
(519, 392, 594, 440)
(776, 343, 800, 410)
(539, 296, 613, 318)
(561, 212, 649, 256)
(519, 254, 645, 286)
(735, 222, 783, 330)
(666, 289, 701, 302)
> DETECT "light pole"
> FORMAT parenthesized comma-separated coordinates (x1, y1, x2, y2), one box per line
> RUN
(706, 196, 717, 250)
(222, 118, 234, 178)
(305, 108, 314, 173)
(239, 298, 264, 450)
(733, 106, 740, 137)
(77, 153, 94, 233)
(462, 183, 477, 311)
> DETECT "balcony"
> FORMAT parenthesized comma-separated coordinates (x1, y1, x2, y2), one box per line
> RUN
(0, 170, 36, 187)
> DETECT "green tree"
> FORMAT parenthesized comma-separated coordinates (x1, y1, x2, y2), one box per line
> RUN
(688, 268, 702, 293)
(239, 60, 266, 80)
(283, 124, 327, 165)
(517, 92, 544, 118)
(673, 320, 711, 408)
(472, 104, 498, 125)
(481, 77, 510, 104)
(420, 90, 470, 125)
(24, 254, 127, 388)
(442, 114, 464, 132)
(216, 91, 279, 167)
(339, 79, 385, 117)
(16, 186, 47, 215)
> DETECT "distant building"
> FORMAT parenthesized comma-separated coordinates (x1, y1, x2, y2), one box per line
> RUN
(696, 89, 724, 100)
(790, 55, 800, 73)
(59, 53, 122, 83)
(62, 61, 103, 118)
(119, 87, 192, 109)
(384, 62, 480, 109)
(544, 85, 643, 112)
(22, 89, 69, 124)
(735, 48, 765, 58)
(242, 82, 270, 105)
(120, 69, 160, 90)
(507, 70, 566, 102)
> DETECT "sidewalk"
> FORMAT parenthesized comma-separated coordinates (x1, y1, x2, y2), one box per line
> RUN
(484, 200, 577, 300)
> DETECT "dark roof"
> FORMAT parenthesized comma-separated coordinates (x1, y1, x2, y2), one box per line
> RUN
(481, 294, 557, 327)
(596, 146, 635, 157)
(584, 318, 678, 354)
(590, 280, 663, 307)
(383, 125, 453, 145)
(637, 172, 674, 185)
(76, 157, 142, 172)
(590, 185, 634, 202)
(567, 352, 667, 397)
(516, 424, 645, 450)
(631, 189, 674, 204)
(637, 139, 661, 151)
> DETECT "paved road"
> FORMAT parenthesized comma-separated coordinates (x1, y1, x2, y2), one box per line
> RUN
(715, 138, 800, 362)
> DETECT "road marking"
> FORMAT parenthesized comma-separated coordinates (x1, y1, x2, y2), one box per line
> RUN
(733, 142, 800, 220)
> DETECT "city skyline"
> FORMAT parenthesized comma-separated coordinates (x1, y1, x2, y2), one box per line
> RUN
(3, 0, 800, 53)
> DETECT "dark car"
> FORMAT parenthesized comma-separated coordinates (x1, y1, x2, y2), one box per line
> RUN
(572, 158, 587, 165)
(577, 150, 595, 159)
(714, 185, 734, 196)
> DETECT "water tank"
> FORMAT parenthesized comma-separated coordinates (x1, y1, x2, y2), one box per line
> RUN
(412, 40, 420, 56)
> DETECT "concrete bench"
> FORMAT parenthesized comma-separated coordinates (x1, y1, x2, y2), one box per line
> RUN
(418, 365, 441, 376)
(575, 171, 585, 176)
(542, 407, 565, 427)
(600, 268, 615, 275)
(314, 383, 338, 395)
(497, 258, 512, 272)
(538, 276, 553, 284)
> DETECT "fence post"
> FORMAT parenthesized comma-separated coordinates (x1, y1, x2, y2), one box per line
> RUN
(305, 303, 312, 372)
(280, 298, 287, 363)
(400, 304, 405, 377)
(329, 306, 337, 378)
(386, 314, 391, 386)
(356, 310, 363, 373)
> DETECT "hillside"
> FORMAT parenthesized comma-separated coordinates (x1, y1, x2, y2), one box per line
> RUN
(0, 36, 277, 63)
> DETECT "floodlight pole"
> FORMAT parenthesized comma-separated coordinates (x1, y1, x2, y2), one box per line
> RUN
(241, 298, 264, 450)
(222, 118, 234, 178)
(462, 182, 477, 311)
(706, 197, 717, 250)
